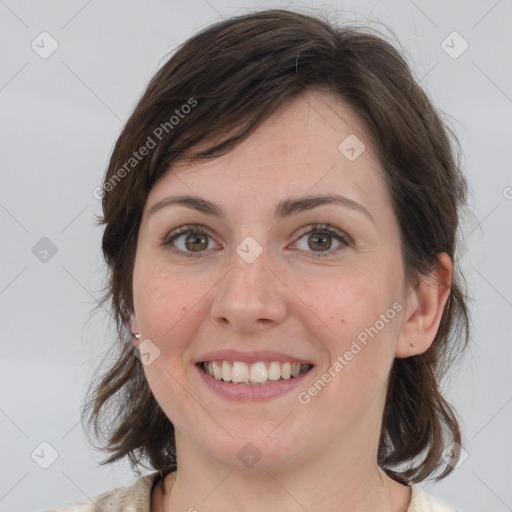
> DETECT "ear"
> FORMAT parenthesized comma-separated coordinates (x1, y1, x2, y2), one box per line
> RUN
(395, 252, 452, 358)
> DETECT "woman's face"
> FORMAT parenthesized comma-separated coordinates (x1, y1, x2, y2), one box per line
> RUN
(131, 89, 416, 471)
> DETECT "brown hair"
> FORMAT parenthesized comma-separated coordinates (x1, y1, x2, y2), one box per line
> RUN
(83, 8, 470, 488)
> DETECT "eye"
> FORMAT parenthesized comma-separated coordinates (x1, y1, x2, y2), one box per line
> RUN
(291, 224, 351, 257)
(162, 225, 219, 258)
(162, 223, 351, 258)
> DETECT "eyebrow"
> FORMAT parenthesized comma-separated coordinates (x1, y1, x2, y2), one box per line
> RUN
(148, 193, 374, 223)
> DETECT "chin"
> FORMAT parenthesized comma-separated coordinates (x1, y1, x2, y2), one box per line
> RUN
(195, 426, 312, 473)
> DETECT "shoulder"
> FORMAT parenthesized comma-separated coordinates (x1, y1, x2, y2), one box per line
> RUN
(408, 483, 463, 512)
(43, 471, 160, 512)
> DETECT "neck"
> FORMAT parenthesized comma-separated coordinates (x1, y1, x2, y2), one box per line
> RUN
(153, 441, 411, 512)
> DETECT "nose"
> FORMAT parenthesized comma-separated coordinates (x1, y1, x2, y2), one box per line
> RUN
(210, 248, 288, 333)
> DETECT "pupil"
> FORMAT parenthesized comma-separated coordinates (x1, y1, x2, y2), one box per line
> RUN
(186, 233, 207, 251)
(309, 233, 331, 251)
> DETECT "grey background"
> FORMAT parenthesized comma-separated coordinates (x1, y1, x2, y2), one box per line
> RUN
(1, 1, 511, 511)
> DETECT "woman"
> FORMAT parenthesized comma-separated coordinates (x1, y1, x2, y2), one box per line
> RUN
(49, 8, 469, 511)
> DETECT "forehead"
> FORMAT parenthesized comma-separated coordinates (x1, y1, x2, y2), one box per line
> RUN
(146, 89, 390, 218)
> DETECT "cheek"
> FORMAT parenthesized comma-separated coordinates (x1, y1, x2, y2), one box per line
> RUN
(295, 266, 400, 377)
(133, 258, 193, 340)
(296, 266, 385, 334)
(300, 270, 400, 421)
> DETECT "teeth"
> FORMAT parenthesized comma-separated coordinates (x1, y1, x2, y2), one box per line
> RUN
(232, 361, 249, 383)
(281, 362, 291, 379)
(268, 361, 281, 381)
(221, 361, 232, 382)
(249, 361, 268, 383)
(212, 361, 222, 380)
(202, 360, 312, 384)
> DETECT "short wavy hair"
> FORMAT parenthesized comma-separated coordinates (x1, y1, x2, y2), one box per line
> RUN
(83, 7, 470, 488)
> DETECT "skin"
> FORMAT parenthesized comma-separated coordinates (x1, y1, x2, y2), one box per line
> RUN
(130, 89, 452, 512)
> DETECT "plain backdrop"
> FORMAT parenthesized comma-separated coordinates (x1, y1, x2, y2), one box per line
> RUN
(1, 1, 511, 511)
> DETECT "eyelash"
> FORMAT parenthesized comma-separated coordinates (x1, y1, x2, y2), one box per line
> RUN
(162, 223, 351, 259)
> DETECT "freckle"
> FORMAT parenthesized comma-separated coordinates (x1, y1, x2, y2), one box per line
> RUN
(181, 307, 187, 311)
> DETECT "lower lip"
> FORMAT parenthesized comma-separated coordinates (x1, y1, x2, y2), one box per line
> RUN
(195, 364, 313, 401)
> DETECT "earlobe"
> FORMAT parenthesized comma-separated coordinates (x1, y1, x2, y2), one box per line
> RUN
(395, 253, 452, 358)
(130, 314, 140, 339)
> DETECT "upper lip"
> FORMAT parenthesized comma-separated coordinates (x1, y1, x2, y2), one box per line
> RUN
(195, 349, 314, 365)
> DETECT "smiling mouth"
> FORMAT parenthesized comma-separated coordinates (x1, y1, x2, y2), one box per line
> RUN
(199, 360, 313, 385)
